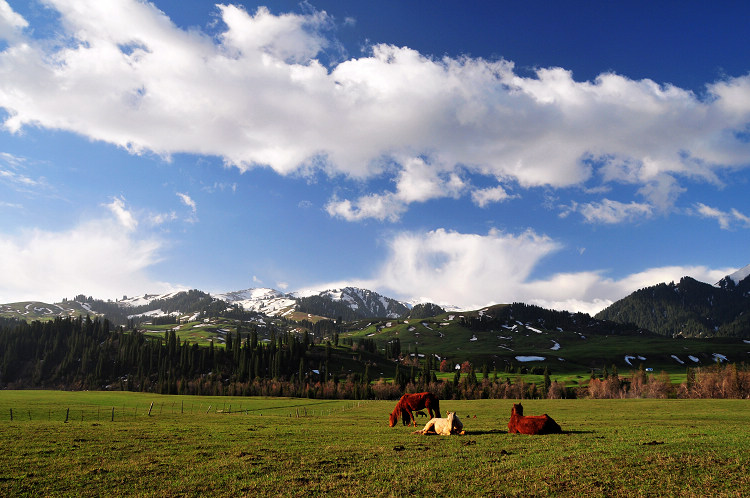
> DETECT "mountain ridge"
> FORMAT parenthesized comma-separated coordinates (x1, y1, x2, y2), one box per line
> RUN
(596, 269, 750, 338)
(3, 265, 750, 339)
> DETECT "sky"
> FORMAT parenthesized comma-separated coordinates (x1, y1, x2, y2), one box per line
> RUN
(1, 0, 749, 314)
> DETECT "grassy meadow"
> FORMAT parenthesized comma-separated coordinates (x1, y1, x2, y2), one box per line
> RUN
(0, 391, 748, 496)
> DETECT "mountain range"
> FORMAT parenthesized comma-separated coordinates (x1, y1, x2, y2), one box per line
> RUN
(2, 266, 750, 339)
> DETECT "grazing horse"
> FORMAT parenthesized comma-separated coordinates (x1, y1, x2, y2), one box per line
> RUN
(417, 411, 464, 436)
(389, 392, 441, 427)
(507, 403, 562, 435)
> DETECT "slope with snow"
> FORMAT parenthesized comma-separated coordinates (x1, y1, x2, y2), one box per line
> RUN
(214, 288, 297, 316)
(725, 264, 750, 285)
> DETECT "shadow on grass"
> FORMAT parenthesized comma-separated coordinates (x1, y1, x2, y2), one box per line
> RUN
(460, 429, 596, 435)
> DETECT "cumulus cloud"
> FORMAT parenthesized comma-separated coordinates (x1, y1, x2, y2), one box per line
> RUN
(0, 1, 749, 224)
(0, 208, 169, 303)
(0, 0, 27, 41)
(326, 156, 466, 221)
(471, 185, 514, 208)
(367, 228, 734, 315)
(373, 228, 562, 308)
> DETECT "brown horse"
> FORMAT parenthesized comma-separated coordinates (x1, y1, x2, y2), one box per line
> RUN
(507, 403, 562, 435)
(389, 392, 441, 427)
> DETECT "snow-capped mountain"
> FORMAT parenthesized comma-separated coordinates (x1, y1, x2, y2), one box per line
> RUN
(118, 291, 186, 308)
(0, 285, 453, 323)
(718, 263, 750, 286)
(214, 288, 297, 316)
(293, 286, 412, 320)
(113, 286, 419, 321)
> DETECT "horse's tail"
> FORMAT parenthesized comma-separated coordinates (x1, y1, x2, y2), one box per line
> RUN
(433, 396, 441, 418)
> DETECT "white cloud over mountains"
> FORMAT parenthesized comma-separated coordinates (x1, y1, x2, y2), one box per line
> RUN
(359, 228, 732, 315)
(1, 0, 749, 224)
(0, 198, 170, 303)
(0, 1, 746, 312)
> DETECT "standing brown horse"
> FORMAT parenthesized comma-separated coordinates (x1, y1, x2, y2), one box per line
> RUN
(507, 403, 562, 435)
(389, 392, 441, 427)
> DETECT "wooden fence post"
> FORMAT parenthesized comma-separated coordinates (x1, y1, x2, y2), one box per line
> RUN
(64, 408, 69, 423)
(148, 402, 154, 416)
(111, 407, 115, 422)
(9, 408, 12, 421)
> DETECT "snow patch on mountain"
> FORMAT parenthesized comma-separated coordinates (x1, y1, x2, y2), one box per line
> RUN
(119, 291, 186, 307)
(717, 263, 750, 286)
(215, 288, 296, 316)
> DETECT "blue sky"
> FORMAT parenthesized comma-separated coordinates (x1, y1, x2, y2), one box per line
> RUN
(1, 0, 749, 313)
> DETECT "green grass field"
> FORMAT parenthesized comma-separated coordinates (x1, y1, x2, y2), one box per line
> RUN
(1, 391, 748, 496)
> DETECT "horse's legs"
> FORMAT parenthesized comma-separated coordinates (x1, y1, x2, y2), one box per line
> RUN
(409, 410, 417, 426)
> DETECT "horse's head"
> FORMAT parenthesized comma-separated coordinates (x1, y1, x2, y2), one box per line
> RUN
(389, 410, 398, 427)
(511, 403, 523, 416)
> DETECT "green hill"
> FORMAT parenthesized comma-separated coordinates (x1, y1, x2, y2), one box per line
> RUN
(341, 303, 749, 375)
(596, 275, 750, 338)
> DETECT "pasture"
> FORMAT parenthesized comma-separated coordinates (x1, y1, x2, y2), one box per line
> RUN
(0, 391, 748, 496)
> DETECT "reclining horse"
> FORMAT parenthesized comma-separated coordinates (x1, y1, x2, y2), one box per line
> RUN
(389, 392, 441, 427)
(507, 403, 562, 435)
(416, 411, 464, 436)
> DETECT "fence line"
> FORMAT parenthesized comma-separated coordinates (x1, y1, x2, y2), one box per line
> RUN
(4, 399, 374, 423)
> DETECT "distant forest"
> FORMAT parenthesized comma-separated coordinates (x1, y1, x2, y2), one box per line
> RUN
(596, 277, 750, 338)
(1, 315, 748, 399)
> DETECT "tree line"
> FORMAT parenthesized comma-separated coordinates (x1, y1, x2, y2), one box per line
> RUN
(1, 315, 747, 399)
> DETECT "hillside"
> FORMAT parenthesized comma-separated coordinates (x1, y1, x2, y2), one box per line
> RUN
(295, 287, 411, 321)
(595, 267, 750, 338)
(341, 303, 749, 375)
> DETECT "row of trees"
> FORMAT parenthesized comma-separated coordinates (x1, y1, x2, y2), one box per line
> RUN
(586, 363, 750, 399)
(1, 315, 747, 399)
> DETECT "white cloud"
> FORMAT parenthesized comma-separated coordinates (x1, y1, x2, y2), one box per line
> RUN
(148, 210, 178, 226)
(0, 152, 46, 192)
(564, 198, 654, 224)
(373, 228, 561, 308)
(0, 1, 748, 223)
(471, 185, 514, 208)
(326, 156, 466, 221)
(176, 192, 198, 222)
(0, 0, 27, 42)
(0, 211, 170, 303)
(694, 202, 750, 229)
(367, 228, 733, 315)
(105, 196, 138, 231)
(176, 192, 196, 212)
